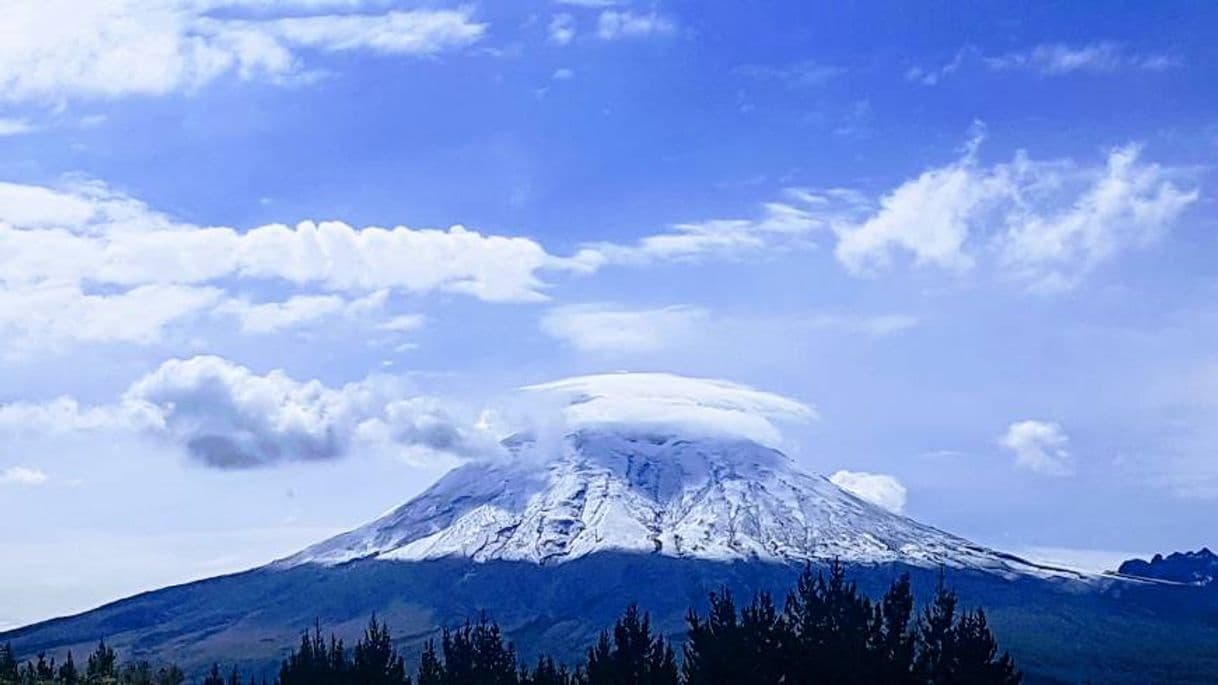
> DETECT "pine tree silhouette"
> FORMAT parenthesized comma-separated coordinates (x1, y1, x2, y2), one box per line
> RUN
(56, 653, 77, 685)
(84, 639, 116, 684)
(202, 664, 224, 685)
(914, 573, 959, 683)
(586, 603, 677, 685)
(352, 616, 409, 685)
(739, 592, 785, 685)
(953, 609, 1021, 685)
(416, 640, 444, 685)
(524, 656, 573, 685)
(782, 561, 874, 684)
(870, 573, 917, 684)
(440, 615, 519, 685)
(683, 590, 745, 684)
(0, 644, 16, 683)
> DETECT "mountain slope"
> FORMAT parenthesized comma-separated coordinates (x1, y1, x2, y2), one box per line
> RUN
(8, 428, 1218, 684)
(277, 430, 1084, 581)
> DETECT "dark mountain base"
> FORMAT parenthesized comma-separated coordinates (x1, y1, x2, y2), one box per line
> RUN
(5, 554, 1218, 684)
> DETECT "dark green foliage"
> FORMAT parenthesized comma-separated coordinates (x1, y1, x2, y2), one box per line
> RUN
(0, 645, 17, 683)
(416, 641, 444, 685)
(439, 616, 519, 685)
(584, 604, 677, 685)
(352, 617, 409, 685)
(684, 591, 746, 684)
(782, 561, 874, 684)
(276, 618, 413, 685)
(681, 563, 1016, 685)
(913, 576, 1021, 685)
(953, 610, 1019, 685)
(55, 653, 77, 685)
(85, 640, 116, 683)
(0, 565, 1019, 685)
(522, 657, 572, 685)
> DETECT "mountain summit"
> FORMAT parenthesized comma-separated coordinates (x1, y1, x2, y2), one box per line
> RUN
(277, 428, 1081, 580)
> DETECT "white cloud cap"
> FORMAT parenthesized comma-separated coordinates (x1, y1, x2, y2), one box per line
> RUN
(524, 372, 815, 446)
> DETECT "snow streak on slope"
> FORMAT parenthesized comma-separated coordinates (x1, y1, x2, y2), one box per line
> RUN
(276, 430, 1088, 581)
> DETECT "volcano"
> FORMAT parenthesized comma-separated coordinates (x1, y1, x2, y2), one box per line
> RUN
(5, 415, 1218, 683)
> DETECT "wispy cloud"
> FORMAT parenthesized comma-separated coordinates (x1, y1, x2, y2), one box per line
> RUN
(540, 303, 709, 353)
(0, 117, 34, 136)
(577, 192, 832, 267)
(547, 13, 576, 45)
(0, 2, 487, 103)
(908, 42, 1178, 85)
(595, 10, 675, 40)
(217, 291, 392, 334)
(0, 466, 49, 486)
(986, 42, 1179, 75)
(734, 61, 845, 89)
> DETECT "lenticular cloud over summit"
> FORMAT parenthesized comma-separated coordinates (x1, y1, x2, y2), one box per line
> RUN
(522, 372, 817, 447)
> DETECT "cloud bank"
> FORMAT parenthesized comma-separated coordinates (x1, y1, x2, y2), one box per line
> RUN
(0, 180, 578, 353)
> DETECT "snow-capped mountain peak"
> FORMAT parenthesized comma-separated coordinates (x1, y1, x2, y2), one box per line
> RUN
(275, 428, 1086, 581)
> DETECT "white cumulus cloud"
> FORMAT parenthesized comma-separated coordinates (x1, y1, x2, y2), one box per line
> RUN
(833, 133, 1197, 290)
(829, 470, 907, 513)
(999, 419, 1073, 476)
(0, 356, 498, 469)
(124, 355, 495, 468)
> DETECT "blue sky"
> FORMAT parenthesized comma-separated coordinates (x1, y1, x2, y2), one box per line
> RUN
(1, 0, 1217, 628)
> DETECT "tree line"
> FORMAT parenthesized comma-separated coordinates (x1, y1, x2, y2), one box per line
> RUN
(1, 563, 1019, 684)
